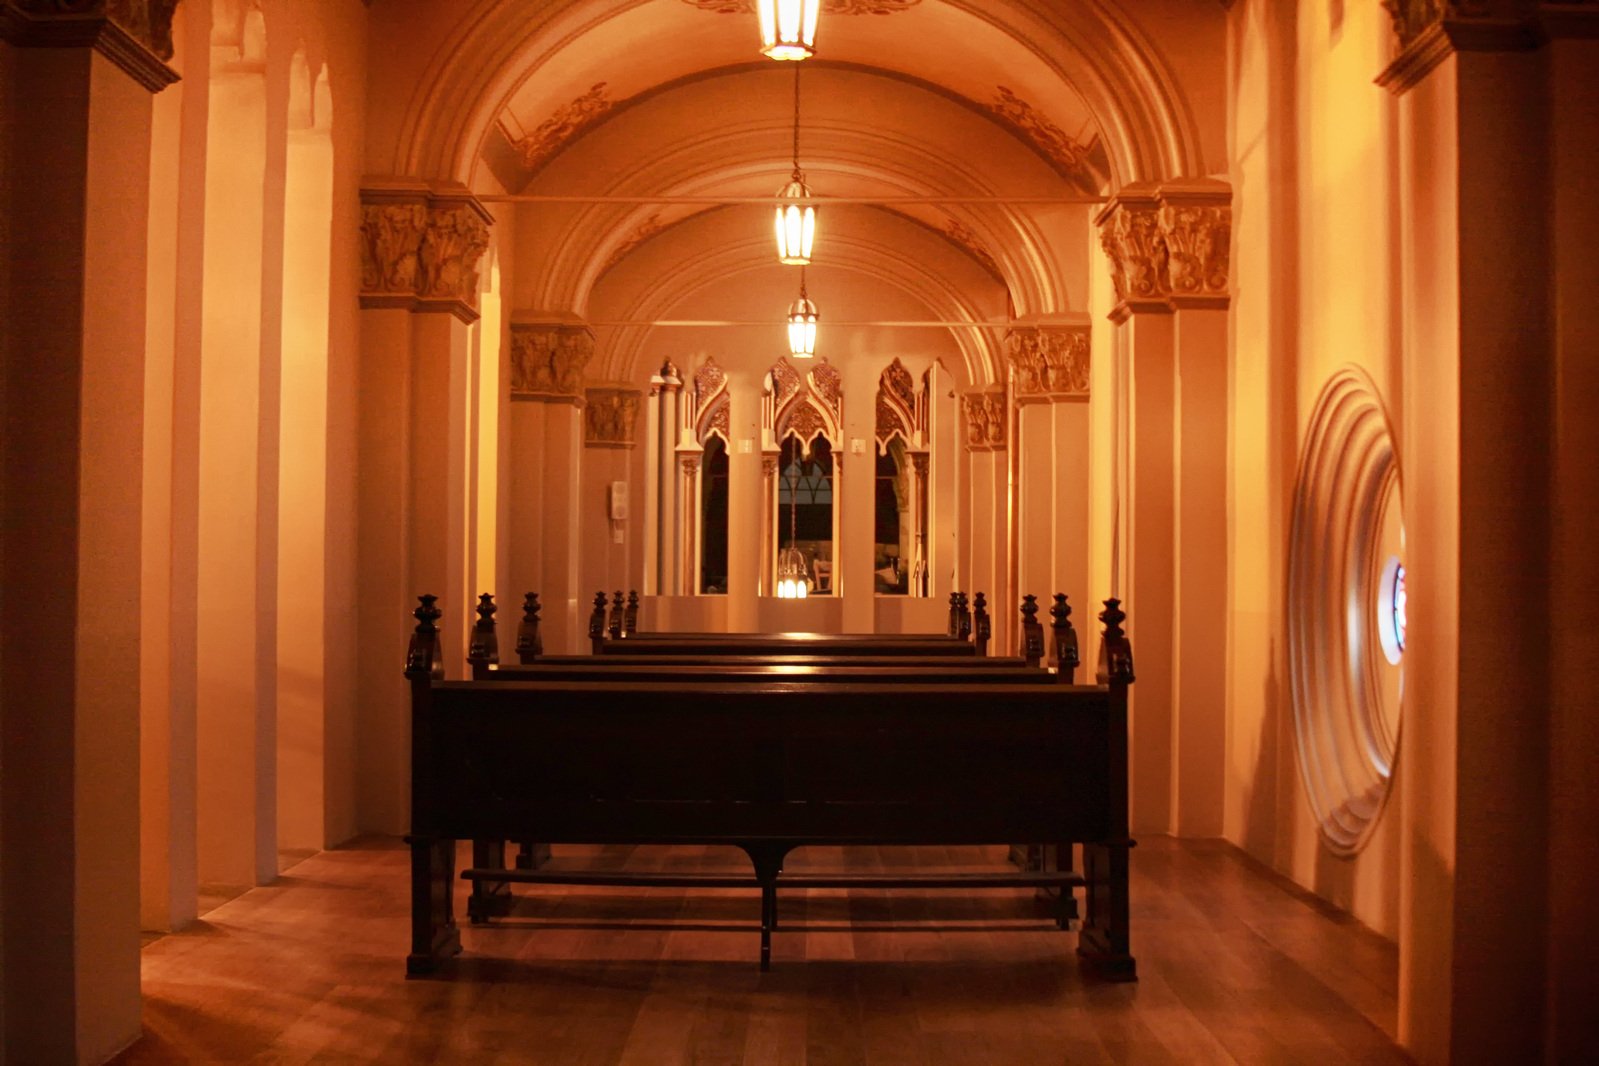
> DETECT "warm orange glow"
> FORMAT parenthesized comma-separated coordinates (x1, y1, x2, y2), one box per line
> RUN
(774, 176, 816, 265)
(757, 0, 820, 61)
(787, 288, 818, 357)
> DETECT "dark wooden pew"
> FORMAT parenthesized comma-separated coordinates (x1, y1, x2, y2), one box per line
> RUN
(404, 595, 1135, 979)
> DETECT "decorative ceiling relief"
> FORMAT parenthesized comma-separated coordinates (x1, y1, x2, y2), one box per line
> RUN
(679, 0, 922, 14)
(943, 217, 1002, 278)
(602, 213, 666, 273)
(584, 387, 641, 447)
(511, 82, 614, 173)
(960, 389, 1007, 451)
(1006, 326, 1090, 399)
(509, 323, 594, 399)
(989, 87, 1091, 182)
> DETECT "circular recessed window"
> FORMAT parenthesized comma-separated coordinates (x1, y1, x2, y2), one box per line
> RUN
(1288, 367, 1404, 856)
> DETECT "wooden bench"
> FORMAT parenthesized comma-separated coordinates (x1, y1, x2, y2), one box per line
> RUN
(404, 595, 1135, 978)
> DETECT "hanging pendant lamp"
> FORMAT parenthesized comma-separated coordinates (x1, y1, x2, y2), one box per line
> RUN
(787, 268, 818, 358)
(757, 0, 821, 62)
(775, 66, 816, 265)
(776, 454, 810, 598)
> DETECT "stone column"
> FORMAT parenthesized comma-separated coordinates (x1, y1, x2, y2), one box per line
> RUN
(1, 3, 175, 1061)
(1097, 180, 1231, 837)
(356, 179, 491, 831)
(1007, 321, 1092, 669)
(959, 388, 1009, 649)
(505, 319, 592, 653)
(1376, 4, 1599, 1060)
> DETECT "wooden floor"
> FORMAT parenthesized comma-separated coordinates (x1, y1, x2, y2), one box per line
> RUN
(116, 837, 1406, 1065)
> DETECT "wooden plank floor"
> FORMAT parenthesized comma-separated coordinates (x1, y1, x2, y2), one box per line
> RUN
(116, 837, 1406, 1065)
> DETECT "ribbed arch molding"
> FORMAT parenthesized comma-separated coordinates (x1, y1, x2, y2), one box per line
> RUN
(377, 0, 1210, 188)
(588, 225, 1003, 387)
(516, 66, 1076, 315)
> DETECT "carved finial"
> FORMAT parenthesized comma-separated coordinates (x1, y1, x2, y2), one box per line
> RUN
(973, 592, 991, 656)
(467, 593, 499, 677)
(516, 592, 544, 664)
(1050, 593, 1080, 682)
(957, 592, 973, 642)
(948, 592, 961, 637)
(589, 591, 608, 652)
(405, 594, 444, 679)
(1097, 598, 1135, 683)
(624, 590, 640, 637)
(608, 589, 624, 639)
(1019, 594, 1044, 668)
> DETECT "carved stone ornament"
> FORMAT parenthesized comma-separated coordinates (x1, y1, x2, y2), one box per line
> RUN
(679, 0, 922, 14)
(1375, 0, 1577, 94)
(875, 358, 918, 446)
(512, 82, 614, 173)
(418, 203, 492, 307)
(989, 87, 1092, 186)
(944, 217, 1002, 278)
(960, 389, 1008, 451)
(2, 0, 181, 88)
(1006, 326, 1091, 399)
(359, 184, 495, 322)
(603, 212, 665, 273)
(584, 388, 641, 448)
(1098, 183, 1231, 310)
(510, 324, 595, 400)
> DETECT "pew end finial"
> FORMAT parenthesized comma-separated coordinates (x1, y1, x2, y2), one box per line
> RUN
(973, 592, 991, 656)
(516, 592, 544, 664)
(957, 592, 973, 642)
(624, 590, 640, 637)
(589, 591, 609, 654)
(608, 589, 624, 640)
(1097, 598, 1135, 684)
(1019, 594, 1044, 668)
(1050, 593, 1080, 683)
(947, 592, 961, 637)
(405, 594, 445, 681)
(467, 593, 500, 679)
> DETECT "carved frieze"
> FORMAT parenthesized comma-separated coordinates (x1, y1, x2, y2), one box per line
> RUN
(584, 387, 641, 448)
(511, 82, 614, 173)
(960, 389, 1007, 452)
(510, 323, 594, 399)
(1006, 326, 1090, 399)
(360, 184, 495, 322)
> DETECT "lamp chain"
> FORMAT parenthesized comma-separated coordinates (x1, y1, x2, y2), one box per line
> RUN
(792, 64, 802, 181)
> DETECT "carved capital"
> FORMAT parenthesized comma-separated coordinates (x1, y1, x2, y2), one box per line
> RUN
(761, 456, 780, 478)
(1376, 1, 1571, 93)
(1006, 326, 1091, 400)
(509, 322, 594, 400)
(1, 0, 179, 89)
(960, 388, 1008, 452)
(584, 387, 641, 448)
(1097, 181, 1231, 315)
(681, 456, 701, 478)
(359, 182, 494, 322)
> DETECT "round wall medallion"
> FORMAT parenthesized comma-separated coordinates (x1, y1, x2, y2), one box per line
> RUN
(1287, 367, 1404, 856)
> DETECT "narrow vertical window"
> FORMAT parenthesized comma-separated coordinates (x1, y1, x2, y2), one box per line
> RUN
(700, 436, 729, 594)
(874, 441, 908, 594)
(778, 434, 834, 594)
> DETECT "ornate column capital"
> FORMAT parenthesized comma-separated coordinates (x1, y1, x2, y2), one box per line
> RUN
(1096, 179, 1231, 319)
(584, 387, 641, 448)
(508, 319, 594, 402)
(359, 179, 494, 323)
(1376, 1, 1594, 93)
(1005, 323, 1092, 402)
(960, 388, 1008, 452)
(1, 0, 179, 90)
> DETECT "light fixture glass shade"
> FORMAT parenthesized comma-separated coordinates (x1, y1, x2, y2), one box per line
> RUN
(787, 290, 818, 358)
(758, 0, 820, 61)
(776, 547, 810, 598)
(774, 177, 816, 265)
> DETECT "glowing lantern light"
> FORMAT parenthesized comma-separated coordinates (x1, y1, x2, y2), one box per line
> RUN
(757, 0, 821, 62)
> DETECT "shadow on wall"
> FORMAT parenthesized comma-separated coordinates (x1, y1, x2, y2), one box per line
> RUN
(1243, 636, 1289, 863)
